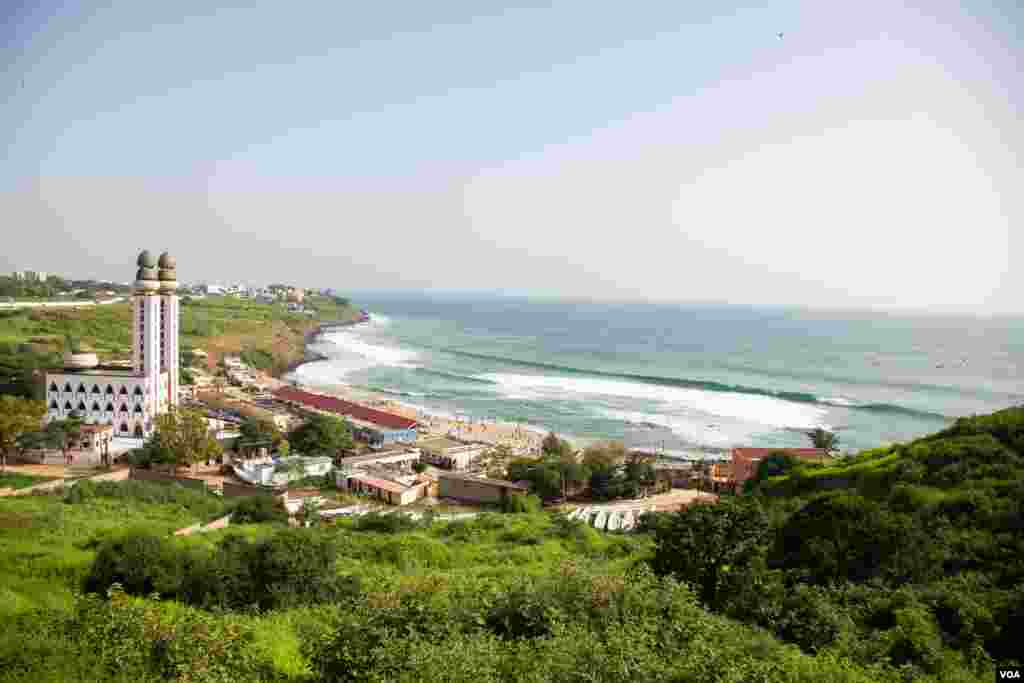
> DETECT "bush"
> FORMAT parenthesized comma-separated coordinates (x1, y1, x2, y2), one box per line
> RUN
(65, 480, 225, 519)
(228, 495, 287, 524)
(503, 494, 541, 514)
(354, 512, 418, 534)
(83, 529, 356, 612)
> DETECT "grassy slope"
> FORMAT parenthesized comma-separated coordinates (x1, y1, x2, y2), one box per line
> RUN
(5, 409, 1019, 680)
(0, 472, 56, 490)
(759, 406, 1024, 499)
(0, 498, 897, 682)
(0, 494, 214, 617)
(0, 294, 361, 393)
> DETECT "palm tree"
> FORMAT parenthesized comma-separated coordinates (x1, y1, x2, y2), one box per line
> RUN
(805, 427, 840, 453)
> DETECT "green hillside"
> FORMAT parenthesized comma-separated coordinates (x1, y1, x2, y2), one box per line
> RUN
(1, 407, 1021, 681)
(648, 406, 1024, 680)
(0, 294, 361, 396)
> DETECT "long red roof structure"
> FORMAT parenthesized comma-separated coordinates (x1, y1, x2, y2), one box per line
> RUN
(274, 387, 418, 431)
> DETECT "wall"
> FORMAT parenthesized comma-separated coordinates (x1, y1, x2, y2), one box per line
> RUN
(439, 477, 511, 505)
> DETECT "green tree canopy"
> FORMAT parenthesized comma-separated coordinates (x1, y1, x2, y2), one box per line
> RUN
(148, 408, 223, 471)
(650, 498, 769, 609)
(288, 413, 352, 457)
(582, 440, 627, 469)
(0, 395, 46, 471)
(239, 416, 284, 447)
(541, 431, 573, 460)
(805, 427, 840, 452)
(769, 493, 909, 584)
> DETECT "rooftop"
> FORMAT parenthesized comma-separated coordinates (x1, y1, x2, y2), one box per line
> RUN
(437, 472, 529, 491)
(274, 387, 418, 431)
(48, 365, 142, 377)
(350, 475, 410, 494)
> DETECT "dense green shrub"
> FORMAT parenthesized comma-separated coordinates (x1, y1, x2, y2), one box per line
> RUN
(503, 493, 541, 513)
(83, 529, 356, 612)
(65, 479, 225, 519)
(227, 495, 286, 524)
(354, 511, 419, 534)
(649, 498, 769, 609)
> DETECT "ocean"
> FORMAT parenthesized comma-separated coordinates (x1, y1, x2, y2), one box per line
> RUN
(288, 293, 1024, 456)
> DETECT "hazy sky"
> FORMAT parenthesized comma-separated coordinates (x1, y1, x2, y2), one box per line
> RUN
(3, 1, 1022, 313)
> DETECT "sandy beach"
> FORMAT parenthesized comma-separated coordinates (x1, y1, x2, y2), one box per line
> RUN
(261, 370, 546, 455)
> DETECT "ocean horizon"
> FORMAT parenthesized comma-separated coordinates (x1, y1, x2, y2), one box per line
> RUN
(288, 293, 1024, 456)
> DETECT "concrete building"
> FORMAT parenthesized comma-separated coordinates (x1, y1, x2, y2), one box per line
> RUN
(78, 424, 114, 453)
(45, 250, 180, 438)
(437, 472, 529, 505)
(341, 474, 430, 505)
(417, 437, 486, 470)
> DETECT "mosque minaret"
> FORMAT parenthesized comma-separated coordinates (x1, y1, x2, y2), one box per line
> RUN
(45, 250, 180, 438)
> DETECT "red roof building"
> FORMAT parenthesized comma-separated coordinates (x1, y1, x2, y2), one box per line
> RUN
(273, 387, 417, 431)
(731, 448, 831, 484)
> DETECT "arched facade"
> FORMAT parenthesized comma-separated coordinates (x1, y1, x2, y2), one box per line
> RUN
(44, 249, 179, 439)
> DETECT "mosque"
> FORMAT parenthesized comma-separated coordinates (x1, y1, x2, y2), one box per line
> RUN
(45, 250, 180, 438)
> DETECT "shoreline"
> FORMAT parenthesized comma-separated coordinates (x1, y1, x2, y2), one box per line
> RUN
(281, 316, 732, 460)
(283, 321, 547, 455)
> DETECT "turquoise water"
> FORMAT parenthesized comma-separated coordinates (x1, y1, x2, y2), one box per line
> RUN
(289, 293, 1024, 455)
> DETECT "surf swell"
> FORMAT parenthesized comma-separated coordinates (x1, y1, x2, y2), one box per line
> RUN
(413, 367, 497, 385)
(430, 347, 952, 422)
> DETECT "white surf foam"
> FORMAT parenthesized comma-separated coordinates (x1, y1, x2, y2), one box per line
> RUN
(320, 330, 419, 367)
(479, 372, 827, 430)
(600, 408, 739, 447)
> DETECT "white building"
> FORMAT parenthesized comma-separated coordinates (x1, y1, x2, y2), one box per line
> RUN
(45, 250, 180, 438)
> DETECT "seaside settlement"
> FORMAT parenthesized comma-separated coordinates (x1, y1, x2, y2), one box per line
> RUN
(2, 250, 832, 526)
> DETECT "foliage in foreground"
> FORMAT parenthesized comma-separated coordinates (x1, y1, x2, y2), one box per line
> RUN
(647, 406, 1024, 679)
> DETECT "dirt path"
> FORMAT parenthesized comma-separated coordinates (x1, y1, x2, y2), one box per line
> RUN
(0, 464, 66, 478)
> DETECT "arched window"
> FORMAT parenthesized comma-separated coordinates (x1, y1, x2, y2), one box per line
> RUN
(92, 402, 101, 411)
(133, 425, 144, 438)
(64, 401, 72, 410)
(77, 401, 86, 411)
(77, 383, 86, 393)
(119, 404, 129, 413)
(106, 403, 114, 412)
(133, 404, 142, 413)
(91, 385, 100, 394)
(119, 386, 128, 395)
(106, 385, 114, 394)
(120, 422, 129, 433)
(49, 382, 58, 392)
(49, 400, 58, 409)
(64, 383, 72, 392)
(133, 386, 143, 396)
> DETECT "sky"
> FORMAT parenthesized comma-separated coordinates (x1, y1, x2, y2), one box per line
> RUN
(2, 1, 1022, 314)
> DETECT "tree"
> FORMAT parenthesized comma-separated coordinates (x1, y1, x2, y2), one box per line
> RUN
(541, 432, 573, 460)
(0, 396, 46, 471)
(582, 440, 627, 468)
(149, 407, 223, 473)
(805, 427, 840, 453)
(769, 493, 908, 585)
(288, 413, 352, 457)
(38, 414, 84, 465)
(650, 498, 769, 609)
(239, 416, 284, 447)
